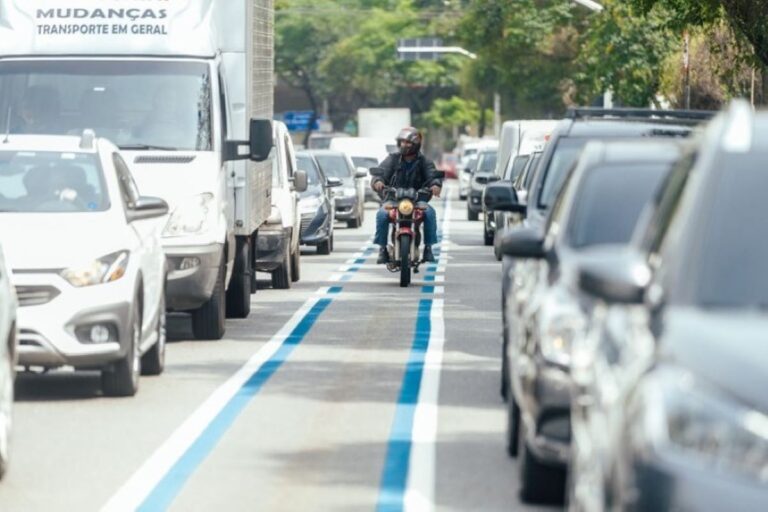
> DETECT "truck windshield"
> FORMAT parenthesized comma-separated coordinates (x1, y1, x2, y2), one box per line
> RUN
(0, 60, 212, 151)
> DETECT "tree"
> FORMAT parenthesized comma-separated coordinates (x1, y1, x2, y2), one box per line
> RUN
(630, 0, 768, 67)
(275, 0, 346, 145)
(572, 0, 676, 107)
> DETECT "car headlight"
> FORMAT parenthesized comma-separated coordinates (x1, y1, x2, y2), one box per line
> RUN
(60, 250, 130, 287)
(631, 367, 768, 483)
(163, 193, 214, 237)
(538, 289, 586, 367)
(340, 187, 357, 198)
(299, 196, 322, 214)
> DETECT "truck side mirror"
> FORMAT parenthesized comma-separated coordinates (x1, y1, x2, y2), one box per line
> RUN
(223, 119, 274, 162)
(249, 119, 273, 161)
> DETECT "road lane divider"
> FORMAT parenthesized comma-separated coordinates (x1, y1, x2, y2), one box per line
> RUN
(102, 239, 375, 512)
(378, 189, 451, 512)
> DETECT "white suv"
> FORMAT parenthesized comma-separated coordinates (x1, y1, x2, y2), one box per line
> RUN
(0, 242, 17, 478)
(0, 133, 168, 397)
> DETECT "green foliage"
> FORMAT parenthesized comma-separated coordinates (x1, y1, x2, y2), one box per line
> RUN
(422, 96, 481, 128)
(573, 0, 676, 107)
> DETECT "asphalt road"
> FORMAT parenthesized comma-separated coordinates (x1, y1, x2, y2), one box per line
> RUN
(0, 184, 559, 512)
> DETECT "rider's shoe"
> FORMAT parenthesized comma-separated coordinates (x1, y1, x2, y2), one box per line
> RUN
(377, 247, 390, 264)
(423, 245, 436, 263)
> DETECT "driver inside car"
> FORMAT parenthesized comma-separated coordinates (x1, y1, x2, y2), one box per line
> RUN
(371, 127, 442, 264)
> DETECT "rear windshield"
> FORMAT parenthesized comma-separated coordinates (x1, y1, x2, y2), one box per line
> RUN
(476, 151, 498, 173)
(567, 163, 669, 248)
(314, 154, 352, 179)
(0, 150, 108, 212)
(677, 154, 768, 308)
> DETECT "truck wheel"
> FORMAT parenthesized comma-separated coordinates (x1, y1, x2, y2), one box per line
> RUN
(226, 237, 252, 319)
(290, 246, 300, 282)
(141, 290, 166, 376)
(317, 236, 331, 255)
(271, 245, 292, 289)
(191, 259, 226, 340)
(468, 206, 479, 221)
(102, 299, 141, 397)
(250, 236, 258, 294)
(484, 224, 494, 246)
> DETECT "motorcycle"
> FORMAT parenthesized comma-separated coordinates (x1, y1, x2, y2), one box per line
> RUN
(381, 185, 431, 287)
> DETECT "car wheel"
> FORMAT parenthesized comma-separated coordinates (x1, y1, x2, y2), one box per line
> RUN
(518, 419, 566, 503)
(467, 206, 479, 221)
(102, 300, 141, 397)
(494, 233, 503, 261)
(317, 237, 331, 255)
(0, 329, 15, 479)
(271, 244, 292, 289)
(459, 193, 467, 200)
(505, 393, 520, 457)
(330, 232, 334, 252)
(191, 259, 226, 340)
(347, 216, 360, 228)
(290, 245, 300, 282)
(226, 237, 252, 318)
(141, 290, 166, 376)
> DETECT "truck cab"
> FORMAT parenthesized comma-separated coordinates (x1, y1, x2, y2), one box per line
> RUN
(0, 0, 275, 340)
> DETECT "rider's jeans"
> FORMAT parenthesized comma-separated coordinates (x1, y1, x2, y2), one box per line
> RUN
(375, 205, 437, 247)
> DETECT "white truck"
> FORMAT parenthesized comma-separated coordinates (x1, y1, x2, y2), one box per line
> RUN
(357, 108, 411, 139)
(0, 0, 276, 339)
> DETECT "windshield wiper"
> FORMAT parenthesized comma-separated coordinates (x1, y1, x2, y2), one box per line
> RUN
(118, 143, 177, 151)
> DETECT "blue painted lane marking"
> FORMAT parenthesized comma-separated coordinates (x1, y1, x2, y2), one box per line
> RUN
(421, 286, 435, 294)
(137, 298, 333, 512)
(327, 286, 343, 294)
(377, 299, 433, 512)
(354, 258, 367, 264)
(424, 274, 436, 283)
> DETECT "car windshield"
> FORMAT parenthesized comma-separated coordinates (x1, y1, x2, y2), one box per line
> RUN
(351, 156, 379, 168)
(476, 151, 497, 173)
(676, 153, 768, 309)
(567, 163, 670, 248)
(314, 154, 352, 179)
(0, 150, 109, 213)
(538, 138, 588, 209)
(0, 60, 212, 151)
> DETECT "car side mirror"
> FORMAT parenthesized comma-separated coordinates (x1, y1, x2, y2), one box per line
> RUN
(487, 174, 500, 183)
(292, 170, 308, 193)
(127, 196, 168, 223)
(224, 118, 274, 162)
(501, 227, 546, 259)
(326, 177, 343, 188)
(577, 250, 650, 304)
(484, 181, 527, 214)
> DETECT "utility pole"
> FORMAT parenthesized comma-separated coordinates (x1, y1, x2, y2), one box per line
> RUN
(683, 31, 691, 109)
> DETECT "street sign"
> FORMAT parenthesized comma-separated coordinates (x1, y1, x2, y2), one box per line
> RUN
(397, 37, 442, 61)
(281, 110, 320, 132)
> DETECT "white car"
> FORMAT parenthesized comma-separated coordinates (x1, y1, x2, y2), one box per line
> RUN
(0, 133, 169, 397)
(0, 242, 17, 478)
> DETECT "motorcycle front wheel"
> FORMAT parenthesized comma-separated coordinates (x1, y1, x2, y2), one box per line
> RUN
(399, 234, 411, 287)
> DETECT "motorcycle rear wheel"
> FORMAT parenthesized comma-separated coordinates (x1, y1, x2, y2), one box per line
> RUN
(399, 234, 411, 287)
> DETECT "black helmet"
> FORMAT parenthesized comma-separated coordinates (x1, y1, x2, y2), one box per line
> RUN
(396, 127, 422, 156)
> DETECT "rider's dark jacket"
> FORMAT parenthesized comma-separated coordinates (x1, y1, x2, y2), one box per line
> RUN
(370, 152, 443, 192)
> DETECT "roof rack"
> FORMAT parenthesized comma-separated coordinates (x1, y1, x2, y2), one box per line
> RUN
(565, 107, 714, 122)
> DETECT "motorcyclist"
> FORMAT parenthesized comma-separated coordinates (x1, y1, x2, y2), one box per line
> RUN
(371, 127, 442, 264)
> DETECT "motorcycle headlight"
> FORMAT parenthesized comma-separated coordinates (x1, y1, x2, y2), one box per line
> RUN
(299, 196, 322, 214)
(631, 367, 768, 483)
(398, 199, 414, 215)
(163, 193, 214, 237)
(539, 289, 586, 367)
(60, 250, 130, 287)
